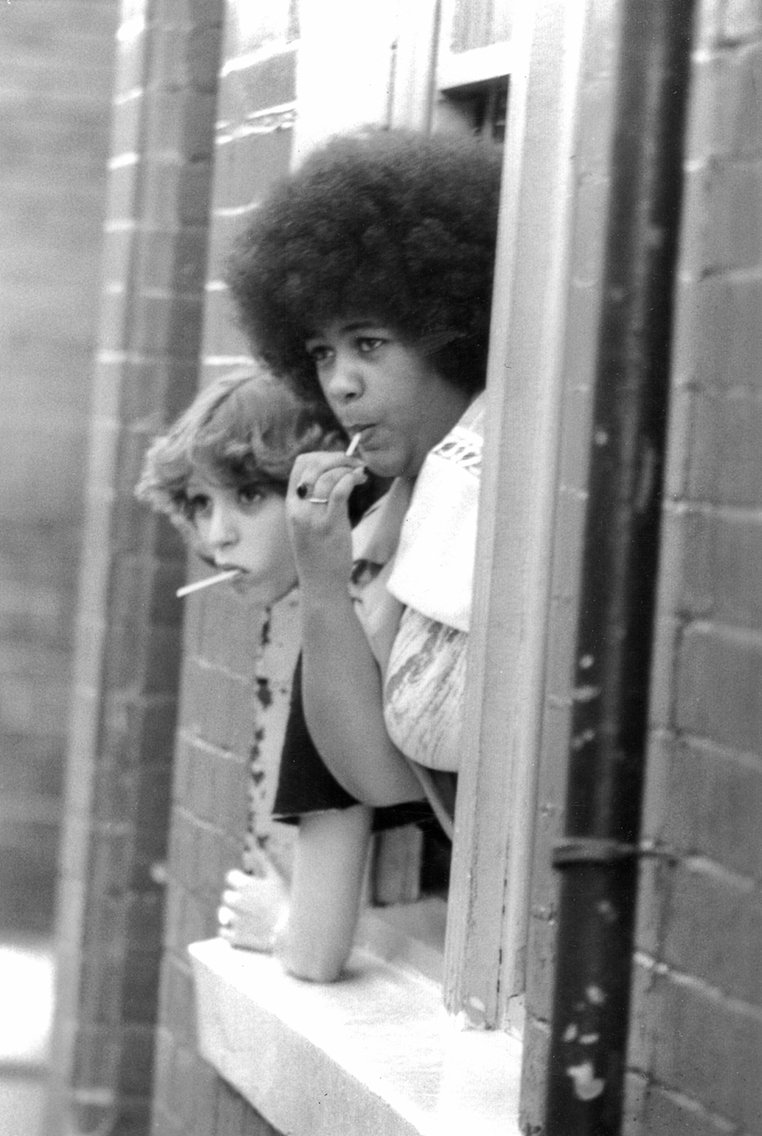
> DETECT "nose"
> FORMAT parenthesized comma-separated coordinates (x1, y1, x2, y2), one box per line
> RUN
(206, 500, 238, 553)
(321, 347, 364, 406)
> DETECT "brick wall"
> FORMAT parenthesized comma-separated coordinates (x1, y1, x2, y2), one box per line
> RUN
(47, 2, 223, 1133)
(0, 0, 118, 932)
(521, 2, 762, 1133)
(628, 2, 762, 1133)
(47, 1, 762, 1133)
(149, 4, 299, 1134)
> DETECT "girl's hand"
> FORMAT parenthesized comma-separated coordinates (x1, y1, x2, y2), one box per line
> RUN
(217, 866, 289, 952)
(286, 451, 367, 592)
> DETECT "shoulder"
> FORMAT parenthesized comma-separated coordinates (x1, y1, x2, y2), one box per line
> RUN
(426, 392, 484, 480)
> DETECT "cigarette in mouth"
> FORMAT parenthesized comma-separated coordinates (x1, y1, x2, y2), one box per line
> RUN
(345, 432, 362, 457)
(176, 569, 241, 598)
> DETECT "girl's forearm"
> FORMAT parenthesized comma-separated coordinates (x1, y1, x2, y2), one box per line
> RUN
(278, 805, 372, 982)
(299, 590, 423, 806)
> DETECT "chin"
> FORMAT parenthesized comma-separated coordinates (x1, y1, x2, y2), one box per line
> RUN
(363, 453, 408, 480)
(236, 575, 297, 607)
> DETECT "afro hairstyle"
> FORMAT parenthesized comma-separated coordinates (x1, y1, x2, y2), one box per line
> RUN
(225, 129, 503, 400)
(135, 365, 344, 539)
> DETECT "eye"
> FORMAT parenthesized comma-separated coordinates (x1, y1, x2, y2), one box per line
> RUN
(182, 493, 212, 522)
(355, 335, 386, 354)
(306, 343, 334, 366)
(236, 484, 265, 508)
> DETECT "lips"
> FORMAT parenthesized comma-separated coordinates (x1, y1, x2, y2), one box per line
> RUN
(345, 424, 375, 446)
(215, 564, 247, 583)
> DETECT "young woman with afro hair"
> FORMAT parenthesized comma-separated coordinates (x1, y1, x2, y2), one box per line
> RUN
(226, 128, 502, 838)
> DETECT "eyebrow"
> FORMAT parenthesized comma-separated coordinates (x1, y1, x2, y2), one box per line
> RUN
(306, 320, 385, 340)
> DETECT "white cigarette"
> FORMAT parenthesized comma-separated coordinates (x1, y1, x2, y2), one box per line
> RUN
(345, 432, 362, 457)
(176, 569, 241, 598)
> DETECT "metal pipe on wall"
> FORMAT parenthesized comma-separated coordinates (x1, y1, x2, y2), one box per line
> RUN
(544, 1, 697, 1132)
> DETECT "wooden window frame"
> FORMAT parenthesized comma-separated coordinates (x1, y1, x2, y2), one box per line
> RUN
(189, 2, 606, 1132)
(400, 0, 593, 1035)
(291, 0, 595, 1029)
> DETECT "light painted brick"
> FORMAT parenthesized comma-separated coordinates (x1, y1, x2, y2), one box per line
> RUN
(720, 0, 762, 42)
(660, 735, 762, 877)
(677, 622, 762, 751)
(680, 390, 762, 506)
(625, 1077, 740, 1136)
(686, 43, 762, 160)
(705, 160, 762, 273)
(678, 508, 762, 630)
(646, 970, 762, 1130)
(663, 863, 761, 1003)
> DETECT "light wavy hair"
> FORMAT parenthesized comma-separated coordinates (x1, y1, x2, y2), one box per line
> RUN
(135, 365, 345, 538)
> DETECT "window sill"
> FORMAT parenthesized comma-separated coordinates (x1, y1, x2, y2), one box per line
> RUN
(189, 930, 522, 1136)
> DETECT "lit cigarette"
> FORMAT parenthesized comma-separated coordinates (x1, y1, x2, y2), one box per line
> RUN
(176, 569, 241, 598)
(345, 432, 362, 457)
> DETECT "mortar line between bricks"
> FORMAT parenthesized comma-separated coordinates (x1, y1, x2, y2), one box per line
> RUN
(210, 203, 258, 222)
(176, 731, 245, 760)
(679, 618, 762, 647)
(681, 853, 758, 893)
(663, 500, 762, 522)
(661, 728, 762, 773)
(678, 261, 762, 284)
(634, 951, 762, 1024)
(192, 657, 259, 682)
(114, 86, 145, 105)
(627, 1073, 740, 1134)
(237, 100, 297, 122)
(228, 113, 297, 140)
(713, 33, 762, 51)
(669, 380, 762, 402)
(200, 354, 255, 366)
(220, 41, 298, 76)
(173, 806, 233, 836)
(103, 219, 210, 234)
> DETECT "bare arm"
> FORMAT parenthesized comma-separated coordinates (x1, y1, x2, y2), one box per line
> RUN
(278, 804, 372, 981)
(287, 452, 424, 806)
(300, 585, 422, 804)
(219, 805, 373, 983)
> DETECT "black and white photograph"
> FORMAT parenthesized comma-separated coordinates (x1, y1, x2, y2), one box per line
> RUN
(0, 1, 759, 1133)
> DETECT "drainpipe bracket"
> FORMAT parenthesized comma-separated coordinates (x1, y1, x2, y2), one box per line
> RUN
(551, 838, 679, 868)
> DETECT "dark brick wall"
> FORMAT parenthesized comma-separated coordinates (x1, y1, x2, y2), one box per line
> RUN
(0, 0, 118, 933)
(149, 5, 299, 1135)
(522, 2, 762, 1133)
(45, 1, 762, 1134)
(628, 3, 762, 1132)
(46, 2, 224, 1133)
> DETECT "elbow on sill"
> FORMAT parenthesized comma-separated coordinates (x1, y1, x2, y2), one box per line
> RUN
(277, 946, 347, 984)
(274, 931, 349, 985)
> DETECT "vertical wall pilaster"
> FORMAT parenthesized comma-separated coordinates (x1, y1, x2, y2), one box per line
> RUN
(47, 2, 224, 1133)
(150, 2, 298, 1132)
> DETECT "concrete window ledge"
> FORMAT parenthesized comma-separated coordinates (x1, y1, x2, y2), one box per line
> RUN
(189, 936, 522, 1136)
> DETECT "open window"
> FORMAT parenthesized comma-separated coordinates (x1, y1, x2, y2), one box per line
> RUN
(190, 0, 598, 1131)
(363, 0, 512, 993)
